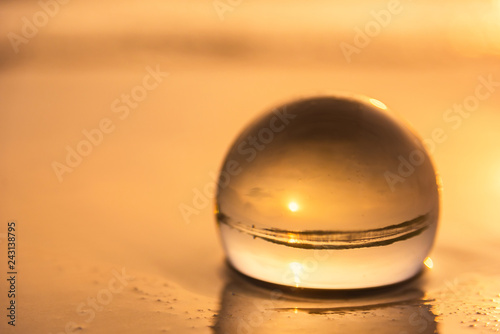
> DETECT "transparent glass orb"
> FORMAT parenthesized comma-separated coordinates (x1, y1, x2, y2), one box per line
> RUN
(215, 94, 440, 289)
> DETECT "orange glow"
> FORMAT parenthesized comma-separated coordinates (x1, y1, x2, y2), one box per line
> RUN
(288, 201, 299, 212)
(289, 262, 302, 287)
(287, 234, 299, 244)
(424, 257, 434, 269)
(369, 98, 388, 110)
(436, 173, 444, 192)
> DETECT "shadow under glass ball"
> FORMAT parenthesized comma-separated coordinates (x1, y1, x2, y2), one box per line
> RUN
(215, 94, 439, 289)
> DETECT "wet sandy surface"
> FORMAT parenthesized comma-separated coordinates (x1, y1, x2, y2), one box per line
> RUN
(1, 1, 500, 333)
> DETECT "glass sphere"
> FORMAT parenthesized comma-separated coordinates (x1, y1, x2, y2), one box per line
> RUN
(215, 94, 439, 289)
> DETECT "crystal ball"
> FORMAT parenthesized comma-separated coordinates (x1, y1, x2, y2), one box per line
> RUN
(215, 94, 440, 289)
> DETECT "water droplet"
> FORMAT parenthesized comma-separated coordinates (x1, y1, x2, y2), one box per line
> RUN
(215, 95, 439, 289)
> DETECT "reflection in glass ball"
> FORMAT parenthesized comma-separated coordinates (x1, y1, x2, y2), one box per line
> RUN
(215, 94, 439, 289)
